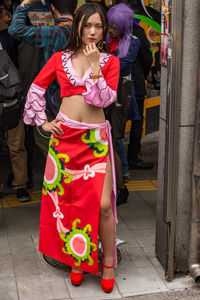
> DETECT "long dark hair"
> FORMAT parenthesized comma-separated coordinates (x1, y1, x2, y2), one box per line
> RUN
(65, 3, 108, 53)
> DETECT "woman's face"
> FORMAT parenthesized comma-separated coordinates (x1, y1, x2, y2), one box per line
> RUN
(108, 24, 119, 39)
(79, 12, 103, 47)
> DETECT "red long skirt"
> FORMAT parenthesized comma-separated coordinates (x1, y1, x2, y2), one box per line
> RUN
(39, 123, 109, 274)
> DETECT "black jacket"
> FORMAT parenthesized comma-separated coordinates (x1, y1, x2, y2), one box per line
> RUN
(131, 26, 152, 97)
(0, 28, 19, 68)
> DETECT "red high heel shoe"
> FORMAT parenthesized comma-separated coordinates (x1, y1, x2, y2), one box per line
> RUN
(70, 269, 84, 286)
(101, 259, 115, 293)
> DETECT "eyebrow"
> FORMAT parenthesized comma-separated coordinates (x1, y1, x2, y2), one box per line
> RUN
(86, 22, 103, 25)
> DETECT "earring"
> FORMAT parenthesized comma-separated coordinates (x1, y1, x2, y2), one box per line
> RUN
(98, 40, 105, 50)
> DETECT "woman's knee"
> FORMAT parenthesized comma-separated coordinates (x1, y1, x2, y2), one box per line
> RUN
(100, 202, 113, 219)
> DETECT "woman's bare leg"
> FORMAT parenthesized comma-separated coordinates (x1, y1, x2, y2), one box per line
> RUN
(72, 158, 115, 277)
(99, 157, 115, 279)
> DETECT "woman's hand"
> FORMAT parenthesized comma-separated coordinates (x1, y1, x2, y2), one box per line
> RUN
(41, 118, 64, 137)
(83, 43, 100, 66)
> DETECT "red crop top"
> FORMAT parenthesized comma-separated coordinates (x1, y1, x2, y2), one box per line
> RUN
(24, 50, 120, 126)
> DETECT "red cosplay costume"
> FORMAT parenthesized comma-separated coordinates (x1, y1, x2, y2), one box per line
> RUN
(24, 51, 120, 274)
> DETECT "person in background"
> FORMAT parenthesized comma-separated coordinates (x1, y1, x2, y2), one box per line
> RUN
(3, 0, 12, 12)
(23, 3, 119, 293)
(17, 43, 42, 189)
(9, 0, 78, 158)
(0, 2, 30, 202)
(0, 0, 11, 23)
(106, 2, 140, 205)
(3, 0, 42, 189)
(128, 17, 153, 170)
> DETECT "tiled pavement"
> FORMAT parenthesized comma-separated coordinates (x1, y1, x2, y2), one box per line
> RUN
(0, 189, 197, 300)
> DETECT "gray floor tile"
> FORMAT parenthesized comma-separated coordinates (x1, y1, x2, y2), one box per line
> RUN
(118, 202, 155, 221)
(143, 247, 162, 267)
(6, 221, 39, 238)
(0, 221, 8, 237)
(131, 229, 156, 248)
(4, 205, 40, 238)
(116, 248, 134, 273)
(0, 215, 9, 245)
(0, 277, 19, 300)
(12, 252, 42, 276)
(31, 236, 39, 252)
(66, 274, 121, 299)
(3, 205, 40, 222)
(127, 203, 155, 218)
(126, 247, 153, 268)
(32, 237, 68, 278)
(0, 235, 10, 253)
(116, 246, 153, 272)
(117, 205, 134, 219)
(36, 251, 68, 278)
(0, 252, 15, 278)
(116, 215, 129, 232)
(8, 236, 35, 255)
(72, 297, 121, 300)
(155, 265, 165, 280)
(17, 275, 70, 300)
(123, 215, 156, 230)
(116, 230, 140, 248)
(130, 165, 158, 181)
(138, 191, 157, 214)
(115, 267, 168, 296)
(165, 275, 196, 290)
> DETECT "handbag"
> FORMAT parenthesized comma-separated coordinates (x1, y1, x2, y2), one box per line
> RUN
(109, 75, 133, 139)
(117, 75, 133, 108)
(104, 75, 133, 139)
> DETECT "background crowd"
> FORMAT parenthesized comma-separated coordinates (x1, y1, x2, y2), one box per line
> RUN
(0, 0, 153, 206)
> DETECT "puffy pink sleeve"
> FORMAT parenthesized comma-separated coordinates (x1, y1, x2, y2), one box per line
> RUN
(82, 55, 120, 108)
(23, 52, 58, 126)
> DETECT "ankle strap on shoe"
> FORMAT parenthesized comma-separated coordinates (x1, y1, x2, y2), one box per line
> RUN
(102, 263, 114, 269)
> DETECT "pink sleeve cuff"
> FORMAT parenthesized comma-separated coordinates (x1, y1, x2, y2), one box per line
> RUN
(83, 72, 117, 108)
(23, 83, 47, 126)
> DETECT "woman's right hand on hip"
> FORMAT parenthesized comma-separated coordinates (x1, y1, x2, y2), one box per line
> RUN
(41, 118, 64, 137)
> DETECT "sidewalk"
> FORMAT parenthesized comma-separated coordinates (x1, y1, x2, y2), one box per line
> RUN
(0, 138, 198, 300)
(0, 190, 197, 300)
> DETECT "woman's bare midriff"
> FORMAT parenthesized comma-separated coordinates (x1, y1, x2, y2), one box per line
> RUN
(60, 94, 106, 124)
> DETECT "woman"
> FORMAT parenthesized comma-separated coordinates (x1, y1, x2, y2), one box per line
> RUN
(106, 3, 140, 204)
(23, 3, 119, 293)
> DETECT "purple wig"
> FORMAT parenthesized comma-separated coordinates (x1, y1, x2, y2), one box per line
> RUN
(107, 3, 134, 58)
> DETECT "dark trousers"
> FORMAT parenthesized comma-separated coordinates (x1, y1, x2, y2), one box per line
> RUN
(128, 96, 144, 163)
(7, 120, 27, 189)
(25, 125, 34, 182)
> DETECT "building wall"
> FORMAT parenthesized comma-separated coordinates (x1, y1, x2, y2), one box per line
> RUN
(175, 0, 200, 272)
(156, 0, 200, 274)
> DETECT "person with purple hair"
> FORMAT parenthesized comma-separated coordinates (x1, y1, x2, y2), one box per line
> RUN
(128, 16, 153, 170)
(105, 2, 140, 205)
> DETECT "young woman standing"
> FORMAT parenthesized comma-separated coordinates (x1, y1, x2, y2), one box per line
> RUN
(23, 3, 119, 293)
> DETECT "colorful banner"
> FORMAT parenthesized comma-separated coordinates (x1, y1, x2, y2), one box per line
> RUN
(161, 0, 170, 66)
(144, 0, 161, 12)
(28, 11, 53, 26)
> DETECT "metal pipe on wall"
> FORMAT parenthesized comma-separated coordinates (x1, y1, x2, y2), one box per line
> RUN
(189, 67, 200, 283)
